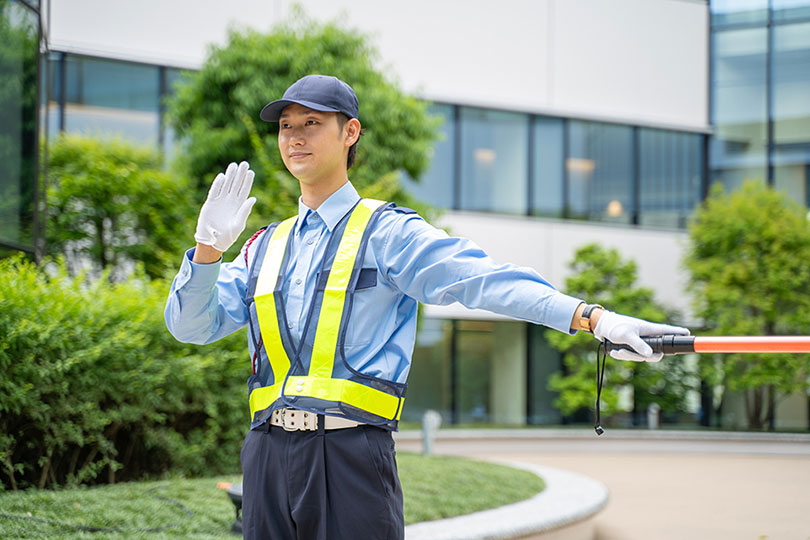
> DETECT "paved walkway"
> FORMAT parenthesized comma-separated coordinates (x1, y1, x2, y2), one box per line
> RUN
(395, 431, 810, 540)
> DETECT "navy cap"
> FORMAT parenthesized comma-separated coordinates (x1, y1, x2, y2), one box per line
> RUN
(260, 74, 359, 122)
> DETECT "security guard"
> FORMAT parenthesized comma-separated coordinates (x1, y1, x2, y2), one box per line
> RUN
(165, 74, 689, 540)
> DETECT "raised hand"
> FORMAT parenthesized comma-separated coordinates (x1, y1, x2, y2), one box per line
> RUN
(194, 161, 257, 253)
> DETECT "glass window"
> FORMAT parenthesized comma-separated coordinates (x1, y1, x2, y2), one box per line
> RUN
(455, 320, 494, 424)
(772, 0, 810, 22)
(773, 22, 810, 205)
(567, 120, 634, 224)
(531, 116, 564, 218)
(67, 56, 159, 111)
(0, 0, 39, 250)
(161, 67, 190, 162)
(45, 53, 60, 138)
(47, 52, 60, 103)
(400, 103, 455, 208)
(165, 67, 187, 96)
(710, 27, 768, 191)
(400, 318, 453, 424)
(63, 54, 80, 104)
(527, 326, 562, 425)
(62, 55, 160, 145)
(639, 129, 704, 229)
(711, 0, 768, 27)
(459, 107, 528, 215)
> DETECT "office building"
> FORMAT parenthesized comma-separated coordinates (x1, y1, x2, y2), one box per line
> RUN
(5, 0, 808, 428)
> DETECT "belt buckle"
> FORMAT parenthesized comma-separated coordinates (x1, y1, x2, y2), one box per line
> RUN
(279, 408, 317, 431)
(279, 408, 297, 431)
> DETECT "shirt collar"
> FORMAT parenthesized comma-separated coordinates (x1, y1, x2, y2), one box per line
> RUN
(294, 181, 360, 234)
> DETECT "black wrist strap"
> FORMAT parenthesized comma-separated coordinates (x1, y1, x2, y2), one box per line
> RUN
(581, 304, 604, 333)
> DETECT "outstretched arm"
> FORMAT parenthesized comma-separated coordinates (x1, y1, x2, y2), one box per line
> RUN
(379, 212, 583, 334)
(379, 212, 688, 360)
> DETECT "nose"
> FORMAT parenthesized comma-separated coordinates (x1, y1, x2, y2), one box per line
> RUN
(291, 133, 305, 146)
(287, 126, 305, 146)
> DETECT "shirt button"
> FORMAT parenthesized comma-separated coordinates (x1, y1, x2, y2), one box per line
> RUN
(182, 269, 188, 276)
(312, 214, 319, 220)
(295, 278, 302, 285)
(307, 238, 314, 245)
(287, 322, 294, 329)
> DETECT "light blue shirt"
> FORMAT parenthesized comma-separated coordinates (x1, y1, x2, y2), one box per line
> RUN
(164, 181, 583, 384)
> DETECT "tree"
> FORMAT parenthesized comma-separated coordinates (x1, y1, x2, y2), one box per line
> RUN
(685, 181, 810, 429)
(164, 9, 441, 260)
(547, 244, 694, 425)
(46, 134, 195, 280)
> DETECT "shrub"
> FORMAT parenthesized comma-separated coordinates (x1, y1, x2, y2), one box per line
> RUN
(0, 256, 249, 490)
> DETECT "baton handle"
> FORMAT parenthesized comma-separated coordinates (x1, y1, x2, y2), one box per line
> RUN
(606, 336, 695, 356)
(606, 335, 810, 355)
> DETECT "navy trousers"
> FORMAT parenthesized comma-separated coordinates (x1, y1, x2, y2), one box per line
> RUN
(240, 419, 404, 540)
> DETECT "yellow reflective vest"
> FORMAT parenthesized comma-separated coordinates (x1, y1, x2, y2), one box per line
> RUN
(245, 199, 406, 430)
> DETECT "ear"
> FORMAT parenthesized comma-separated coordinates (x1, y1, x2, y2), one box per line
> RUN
(343, 118, 362, 147)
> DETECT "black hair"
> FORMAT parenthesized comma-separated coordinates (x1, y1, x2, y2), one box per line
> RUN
(336, 113, 364, 170)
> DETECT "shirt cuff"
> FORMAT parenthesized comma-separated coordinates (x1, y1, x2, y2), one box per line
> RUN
(545, 292, 585, 335)
(175, 247, 222, 291)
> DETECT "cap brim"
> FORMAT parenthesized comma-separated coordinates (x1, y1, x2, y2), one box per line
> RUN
(259, 99, 341, 122)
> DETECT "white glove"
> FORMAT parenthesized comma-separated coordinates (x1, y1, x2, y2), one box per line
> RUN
(593, 310, 690, 362)
(194, 161, 257, 252)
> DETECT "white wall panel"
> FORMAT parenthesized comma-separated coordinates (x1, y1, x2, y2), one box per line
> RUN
(423, 211, 692, 324)
(48, 0, 280, 68)
(289, 0, 553, 113)
(47, 0, 708, 130)
(552, 0, 709, 131)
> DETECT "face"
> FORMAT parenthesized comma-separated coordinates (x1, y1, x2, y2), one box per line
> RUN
(277, 104, 357, 185)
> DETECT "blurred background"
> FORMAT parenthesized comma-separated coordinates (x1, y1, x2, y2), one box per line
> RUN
(2, 0, 809, 497)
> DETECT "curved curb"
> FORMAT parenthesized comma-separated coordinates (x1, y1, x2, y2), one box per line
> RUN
(405, 462, 609, 540)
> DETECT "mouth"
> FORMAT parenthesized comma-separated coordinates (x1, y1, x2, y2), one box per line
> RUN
(289, 152, 311, 160)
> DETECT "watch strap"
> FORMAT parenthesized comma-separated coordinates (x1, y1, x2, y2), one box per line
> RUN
(580, 304, 604, 333)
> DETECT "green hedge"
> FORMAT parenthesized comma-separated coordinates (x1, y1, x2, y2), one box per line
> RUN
(0, 256, 249, 490)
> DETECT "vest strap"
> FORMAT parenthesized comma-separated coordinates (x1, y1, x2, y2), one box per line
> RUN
(248, 381, 284, 422)
(309, 199, 386, 379)
(253, 216, 297, 385)
(249, 375, 403, 422)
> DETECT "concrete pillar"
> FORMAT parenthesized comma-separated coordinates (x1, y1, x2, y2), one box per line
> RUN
(490, 321, 526, 425)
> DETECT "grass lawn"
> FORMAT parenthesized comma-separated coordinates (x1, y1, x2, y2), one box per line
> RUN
(0, 452, 544, 539)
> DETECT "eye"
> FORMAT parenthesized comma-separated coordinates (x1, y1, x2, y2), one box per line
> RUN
(280, 122, 290, 129)
(306, 119, 318, 125)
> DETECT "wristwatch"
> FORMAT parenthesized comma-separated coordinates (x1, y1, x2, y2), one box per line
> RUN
(577, 304, 604, 333)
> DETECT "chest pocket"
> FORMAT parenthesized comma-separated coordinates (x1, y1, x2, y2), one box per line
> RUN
(315, 267, 378, 349)
(355, 268, 378, 290)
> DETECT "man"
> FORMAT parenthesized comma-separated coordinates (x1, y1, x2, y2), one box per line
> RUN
(165, 74, 689, 540)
